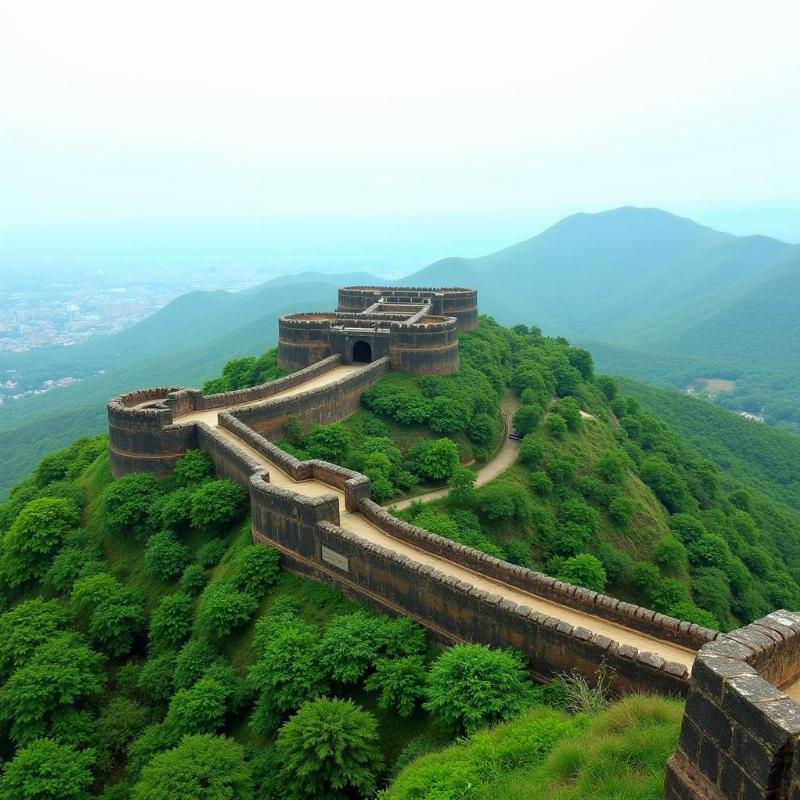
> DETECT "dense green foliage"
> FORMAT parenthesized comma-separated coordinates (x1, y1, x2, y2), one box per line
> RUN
(5, 305, 800, 798)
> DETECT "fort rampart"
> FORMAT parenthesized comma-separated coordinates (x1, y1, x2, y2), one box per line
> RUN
(664, 612, 800, 800)
(108, 283, 800, 800)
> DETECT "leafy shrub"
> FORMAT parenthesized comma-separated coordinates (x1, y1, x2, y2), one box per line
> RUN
(504, 539, 534, 569)
(0, 598, 68, 679)
(447, 467, 476, 506)
(468, 412, 495, 445)
(157, 487, 195, 533)
(1, 496, 80, 585)
(365, 656, 426, 718)
(132, 734, 253, 800)
(180, 563, 208, 596)
(45, 529, 104, 593)
(547, 455, 577, 484)
(319, 611, 386, 684)
(232, 545, 280, 599)
(546, 413, 568, 439)
(173, 450, 214, 487)
(530, 471, 553, 495)
(557, 554, 607, 591)
(608, 494, 635, 527)
(138, 653, 178, 704)
(304, 423, 352, 463)
(556, 397, 582, 431)
(196, 581, 258, 640)
(196, 539, 227, 569)
(406, 438, 460, 481)
(478, 482, 530, 522)
(100, 473, 162, 540)
(165, 677, 227, 736)
(173, 640, 219, 691)
(513, 405, 543, 436)
(519, 433, 546, 467)
(96, 697, 151, 773)
(424, 644, 531, 735)
(654, 537, 688, 571)
(0, 739, 94, 800)
(149, 593, 193, 654)
(276, 698, 383, 799)
(190, 480, 247, 533)
(596, 450, 628, 484)
(144, 532, 190, 582)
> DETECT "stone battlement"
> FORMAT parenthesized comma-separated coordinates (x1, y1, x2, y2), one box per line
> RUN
(277, 285, 472, 375)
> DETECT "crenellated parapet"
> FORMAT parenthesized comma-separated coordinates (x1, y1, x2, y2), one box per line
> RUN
(664, 611, 800, 800)
(278, 285, 472, 374)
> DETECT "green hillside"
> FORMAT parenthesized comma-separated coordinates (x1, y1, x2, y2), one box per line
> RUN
(0, 283, 338, 498)
(3, 316, 800, 797)
(407, 208, 800, 432)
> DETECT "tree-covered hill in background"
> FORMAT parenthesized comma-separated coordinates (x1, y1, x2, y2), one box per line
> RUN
(5, 205, 800, 496)
(3, 316, 800, 798)
(0, 282, 344, 497)
(408, 207, 800, 432)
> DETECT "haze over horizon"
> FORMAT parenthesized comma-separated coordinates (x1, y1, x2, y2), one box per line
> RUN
(1, 0, 799, 277)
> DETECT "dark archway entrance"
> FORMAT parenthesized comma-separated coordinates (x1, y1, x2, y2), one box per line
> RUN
(352, 340, 372, 363)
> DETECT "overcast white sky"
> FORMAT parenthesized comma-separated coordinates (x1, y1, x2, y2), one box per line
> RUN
(1, 0, 799, 253)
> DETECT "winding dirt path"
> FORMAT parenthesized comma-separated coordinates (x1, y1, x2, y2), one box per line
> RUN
(389, 389, 521, 510)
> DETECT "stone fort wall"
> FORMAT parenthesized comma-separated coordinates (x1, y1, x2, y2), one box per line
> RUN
(664, 612, 800, 800)
(109, 366, 717, 697)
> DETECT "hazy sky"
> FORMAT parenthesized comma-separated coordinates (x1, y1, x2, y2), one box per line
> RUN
(1, 0, 799, 258)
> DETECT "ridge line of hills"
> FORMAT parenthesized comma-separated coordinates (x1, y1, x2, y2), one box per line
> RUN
(2, 205, 800, 496)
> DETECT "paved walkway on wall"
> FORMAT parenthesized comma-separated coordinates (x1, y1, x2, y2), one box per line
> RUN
(173, 364, 363, 427)
(174, 393, 694, 669)
(390, 390, 521, 511)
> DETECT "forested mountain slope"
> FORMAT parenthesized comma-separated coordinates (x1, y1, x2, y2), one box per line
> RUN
(0, 283, 338, 498)
(2, 317, 800, 797)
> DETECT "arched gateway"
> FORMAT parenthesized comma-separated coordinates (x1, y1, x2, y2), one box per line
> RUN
(352, 340, 372, 363)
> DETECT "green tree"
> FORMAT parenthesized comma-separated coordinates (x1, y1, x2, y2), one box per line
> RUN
(190, 481, 247, 533)
(196, 539, 227, 568)
(232, 545, 280, 599)
(180, 563, 208, 596)
(519, 433, 546, 467)
(197, 581, 258, 640)
(0, 598, 68, 678)
(304, 423, 352, 464)
(1, 496, 80, 585)
(71, 573, 146, 657)
(248, 616, 327, 731)
(596, 450, 628, 484)
(149, 593, 193, 654)
(144, 531, 191, 581)
(0, 739, 94, 800)
(132, 734, 253, 800)
(424, 644, 531, 735)
(100, 473, 162, 540)
(44, 529, 104, 593)
(640, 458, 691, 514)
(546, 413, 568, 439)
(556, 397, 582, 431)
(365, 656, 426, 718)
(447, 467, 476, 506)
(467, 412, 495, 445)
(0, 632, 105, 745)
(276, 698, 383, 799)
(608, 494, 635, 527)
(95, 696, 151, 773)
(512, 404, 542, 436)
(319, 611, 385, 684)
(157, 488, 195, 533)
(556, 554, 607, 592)
(165, 677, 227, 736)
(137, 653, 178, 704)
(407, 438, 460, 481)
(173, 450, 214, 487)
(428, 396, 468, 434)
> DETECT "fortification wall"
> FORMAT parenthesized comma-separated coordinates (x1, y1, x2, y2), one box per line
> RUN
(388, 320, 459, 375)
(337, 286, 479, 331)
(108, 387, 198, 478)
(665, 611, 800, 800)
(252, 511, 692, 696)
(230, 357, 389, 438)
(359, 500, 714, 652)
(278, 316, 334, 370)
